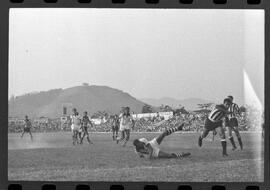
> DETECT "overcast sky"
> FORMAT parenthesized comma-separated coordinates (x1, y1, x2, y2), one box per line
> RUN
(9, 9, 264, 105)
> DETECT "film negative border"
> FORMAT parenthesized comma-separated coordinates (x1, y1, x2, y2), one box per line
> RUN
(5, 0, 265, 5)
(0, 0, 269, 190)
(3, 0, 268, 8)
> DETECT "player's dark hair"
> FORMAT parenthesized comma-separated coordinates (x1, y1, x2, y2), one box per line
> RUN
(133, 139, 139, 146)
(223, 98, 232, 104)
(227, 95, 233, 100)
(84, 111, 87, 114)
(133, 139, 145, 152)
(123, 106, 131, 116)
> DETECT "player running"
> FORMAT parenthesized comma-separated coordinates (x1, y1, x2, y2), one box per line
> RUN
(116, 107, 135, 147)
(198, 98, 232, 156)
(133, 123, 191, 159)
(80, 111, 93, 144)
(111, 115, 120, 141)
(70, 108, 81, 145)
(21, 115, 33, 141)
(226, 95, 243, 150)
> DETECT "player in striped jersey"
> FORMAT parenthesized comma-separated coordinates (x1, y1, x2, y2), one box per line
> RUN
(133, 123, 191, 159)
(198, 98, 232, 156)
(226, 95, 243, 150)
(21, 115, 33, 141)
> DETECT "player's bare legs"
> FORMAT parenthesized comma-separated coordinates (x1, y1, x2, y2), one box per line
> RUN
(232, 126, 243, 150)
(72, 130, 78, 145)
(80, 131, 91, 144)
(228, 126, 237, 150)
(155, 124, 189, 159)
(122, 129, 130, 147)
(78, 131, 82, 144)
(85, 130, 93, 144)
(112, 129, 116, 141)
(198, 128, 210, 147)
(115, 130, 119, 141)
(21, 131, 25, 138)
(156, 123, 184, 145)
(216, 126, 228, 156)
(116, 130, 125, 144)
(29, 131, 33, 141)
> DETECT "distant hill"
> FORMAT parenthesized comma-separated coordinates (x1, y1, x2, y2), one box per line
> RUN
(9, 85, 146, 118)
(141, 97, 212, 111)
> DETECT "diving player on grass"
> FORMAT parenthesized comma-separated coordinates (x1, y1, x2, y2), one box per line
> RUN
(21, 115, 33, 141)
(198, 98, 232, 157)
(133, 123, 191, 159)
(80, 111, 93, 144)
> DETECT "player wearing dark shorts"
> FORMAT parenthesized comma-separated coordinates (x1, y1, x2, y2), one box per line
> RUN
(133, 123, 190, 159)
(112, 115, 119, 141)
(198, 98, 232, 156)
(80, 111, 93, 144)
(21, 115, 33, 141)
(226, 95, 243, 150)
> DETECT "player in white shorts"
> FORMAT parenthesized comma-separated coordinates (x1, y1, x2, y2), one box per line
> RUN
(70, 108, 81, 145)
(116, 107, 135, 147)
(133, 123, 191, 159)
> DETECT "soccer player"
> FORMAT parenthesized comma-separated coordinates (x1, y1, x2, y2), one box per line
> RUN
(116, 107, 135, 147)
(21, 115, 33, 141)
(80, 111, 93, 144)
(112, 115, 120, 141)
(226, 95, 243, 150)
(198, 98, 232, 156)
(133, 123, 191, 159)
(70, 108, 81, 145)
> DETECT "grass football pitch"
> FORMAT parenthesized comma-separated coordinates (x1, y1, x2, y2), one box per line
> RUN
(8, 132, 264, 181)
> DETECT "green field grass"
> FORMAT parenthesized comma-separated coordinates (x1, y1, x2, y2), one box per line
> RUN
(8, 132, 264, 181)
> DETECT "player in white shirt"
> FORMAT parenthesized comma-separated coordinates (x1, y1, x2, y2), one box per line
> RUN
(133, 123, 191, 159)
(116, 107, 135, 147)
(70, 108, 81, 145)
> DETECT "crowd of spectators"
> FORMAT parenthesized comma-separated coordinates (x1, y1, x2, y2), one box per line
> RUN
(8, 112, 261, 133)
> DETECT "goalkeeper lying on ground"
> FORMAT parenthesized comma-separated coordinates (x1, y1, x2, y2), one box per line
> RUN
(133, 123, 191, 159)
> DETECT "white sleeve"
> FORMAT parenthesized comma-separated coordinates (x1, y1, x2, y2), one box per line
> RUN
(139, 138, 149, 144)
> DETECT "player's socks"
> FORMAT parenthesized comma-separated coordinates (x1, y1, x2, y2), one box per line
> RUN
(237, 137, 243, 150)
(172, 152, 191, 158)
(165, 123, 184, 136)
(229, 136, 237, 150)
(221, 140, 228, 156)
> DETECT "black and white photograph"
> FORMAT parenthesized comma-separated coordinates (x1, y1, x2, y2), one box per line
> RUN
(8, 9, 264, 181)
